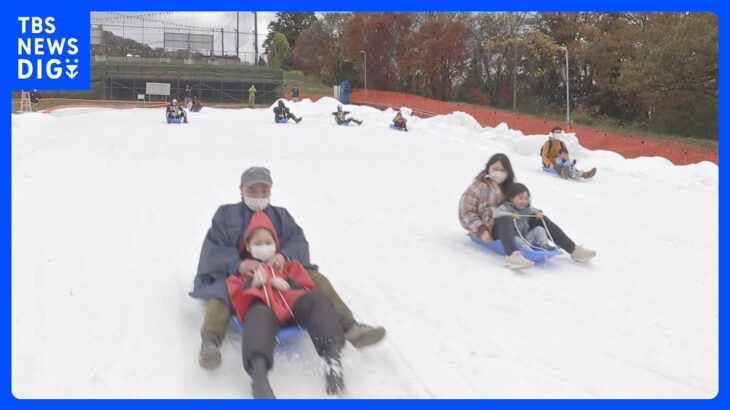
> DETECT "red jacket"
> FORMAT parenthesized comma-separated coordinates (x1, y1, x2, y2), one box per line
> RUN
(227, 261, 315, 324)
(226, 210, 316, 324)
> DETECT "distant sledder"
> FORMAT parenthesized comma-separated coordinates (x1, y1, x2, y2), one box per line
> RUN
(273, 100, 302, 124)
(540, 126, 596, 180)
(390, 112, 408, 131)
(166, 99, 188, 124)
(190, 96, 204, 112)
(332, 104, 362, 126)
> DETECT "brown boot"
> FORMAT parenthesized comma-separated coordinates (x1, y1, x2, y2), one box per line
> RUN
(560, 167, 570, 179)
(582, 168, 597, 179)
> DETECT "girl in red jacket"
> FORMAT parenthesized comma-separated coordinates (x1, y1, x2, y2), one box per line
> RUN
(227, 211, 345, 398)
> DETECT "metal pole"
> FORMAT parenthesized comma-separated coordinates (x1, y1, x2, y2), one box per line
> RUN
(236, 12, 239, 60)
(360, 50, 367, 90)
(253, 12, 258, 65)
(558, 46, 570, 124)
(565, 47, 570, 124)
(221, 28, 224, 57)
(512, 41, 517, 111)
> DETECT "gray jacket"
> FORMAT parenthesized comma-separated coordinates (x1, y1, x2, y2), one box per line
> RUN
(493, 202, 541, 237)
(189, 202, 316, 307)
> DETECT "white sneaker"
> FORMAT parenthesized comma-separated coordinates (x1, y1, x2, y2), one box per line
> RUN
(505, 251, 534, 270)
(571, 246, 596, 262)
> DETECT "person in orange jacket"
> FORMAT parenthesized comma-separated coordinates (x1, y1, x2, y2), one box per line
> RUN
(540, 127, 596, 178)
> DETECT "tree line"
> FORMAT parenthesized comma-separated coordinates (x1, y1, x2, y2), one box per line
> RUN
(263, 12, 717, 140)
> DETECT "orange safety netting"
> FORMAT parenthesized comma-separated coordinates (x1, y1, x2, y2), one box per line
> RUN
(350, 89, 717, 166)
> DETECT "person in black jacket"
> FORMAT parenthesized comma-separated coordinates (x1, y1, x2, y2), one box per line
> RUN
(332, 104, 362, 126)
(29, 90, 41, 111)
(272, 100, 301, 123)
(190, 96, 204, 112)
(182, 84, 193, 109)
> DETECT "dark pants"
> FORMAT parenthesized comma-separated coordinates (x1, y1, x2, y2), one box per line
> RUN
(241, 290, 345, 372)
(199, 271, 354, 345)
(493, 216, 576, 255)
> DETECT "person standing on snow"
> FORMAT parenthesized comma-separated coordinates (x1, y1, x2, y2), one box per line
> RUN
(190, 166, 385, 370)
(540, 126, 596, 179)
(459, 153, 596, 269)
(29, 89, 41, 111)
(182, 84, 193, 110)
(248, 85, 257, 105)
(226, 211, 345, 398)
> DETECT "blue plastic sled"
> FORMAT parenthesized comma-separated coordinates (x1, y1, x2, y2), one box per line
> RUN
(389, 124, 406, 131)
(168, 118, 183, 124)
(229, 315, 304, 342)
(542, 166, 558, 175)
(276, 118, 289, 124)
(467, 233, 561, 262)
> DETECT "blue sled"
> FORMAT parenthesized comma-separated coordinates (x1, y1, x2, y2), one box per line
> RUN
(168, 118, 183, 124)
(389, 124, 406, 131)
(229, 315, 304, 342)
(467, 233, 561, 262)
(276, 118, 289, 124)
(542, 166, 558, 175)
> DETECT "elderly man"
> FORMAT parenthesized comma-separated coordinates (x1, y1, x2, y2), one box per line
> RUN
(191, 167, 386, 369)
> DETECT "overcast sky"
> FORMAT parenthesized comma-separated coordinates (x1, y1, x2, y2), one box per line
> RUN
(91, 12, 279, 63)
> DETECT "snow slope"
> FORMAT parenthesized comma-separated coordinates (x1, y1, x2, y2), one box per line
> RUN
(11, 97, 718, 398)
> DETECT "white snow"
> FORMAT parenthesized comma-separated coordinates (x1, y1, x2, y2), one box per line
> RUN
(11, 97, 718, 398)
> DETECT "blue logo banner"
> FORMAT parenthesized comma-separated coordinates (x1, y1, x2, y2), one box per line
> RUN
(9, 9, 88, 89)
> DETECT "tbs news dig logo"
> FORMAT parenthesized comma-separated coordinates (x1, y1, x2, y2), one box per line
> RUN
(17, 17, 79, 80)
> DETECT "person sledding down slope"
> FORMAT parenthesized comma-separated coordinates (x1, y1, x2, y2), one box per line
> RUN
(190, 96, 204, 112)
(273, 100, 302, 123)
(540, 126, 596, 179)
(190, 167, 385, 372)
(166, 99, 188, 123)
(332, 104, 362, 125)
(392, 112, 408, 131)
(459, 153, 596, 269)
(493, 183, 556, 251)
(227, 211, 345, 398)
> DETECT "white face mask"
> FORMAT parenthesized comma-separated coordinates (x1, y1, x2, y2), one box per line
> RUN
(489, 170, 508, 184)
(250, 244, 277, 261)
(243, 195, 270, 211)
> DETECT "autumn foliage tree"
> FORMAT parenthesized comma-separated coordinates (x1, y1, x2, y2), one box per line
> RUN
(271, 11, 717, 139)
(342, 13, 412, 90)
(402, 18, 470, 100)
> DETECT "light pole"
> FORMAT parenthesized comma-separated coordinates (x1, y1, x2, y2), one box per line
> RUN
(558, 46, 570, 124)
(360, 50, 367, 90)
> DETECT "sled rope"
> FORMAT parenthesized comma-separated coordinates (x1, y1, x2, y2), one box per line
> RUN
(268, 265, 304, 332)
(511, 215, 564, 254)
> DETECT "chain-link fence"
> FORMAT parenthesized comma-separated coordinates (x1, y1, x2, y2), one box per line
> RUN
(90, 12, 263, 65)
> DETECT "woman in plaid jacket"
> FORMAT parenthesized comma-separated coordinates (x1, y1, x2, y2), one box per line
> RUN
(459, 153, 596, 269)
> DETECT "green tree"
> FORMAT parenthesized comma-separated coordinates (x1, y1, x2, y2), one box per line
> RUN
(267, 33, 291, 69)
(263, 12, 318, 58)
(620, 13, 718, 137)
